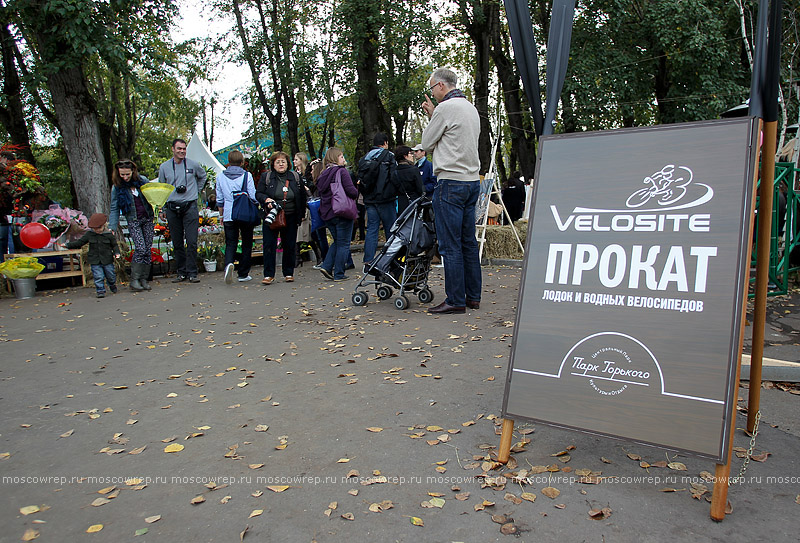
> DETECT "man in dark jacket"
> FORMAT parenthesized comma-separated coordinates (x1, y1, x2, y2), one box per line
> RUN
(358, 133, 398, 263)
(412, 144, 436, 197)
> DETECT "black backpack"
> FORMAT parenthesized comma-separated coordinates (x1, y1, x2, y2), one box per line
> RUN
(358, 149, 390, 195)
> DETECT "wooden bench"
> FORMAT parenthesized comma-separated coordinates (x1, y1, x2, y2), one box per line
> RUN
(6, 249, 87, 288)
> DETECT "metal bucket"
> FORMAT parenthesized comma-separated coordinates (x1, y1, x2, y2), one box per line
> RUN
(12, 278, 36, 300)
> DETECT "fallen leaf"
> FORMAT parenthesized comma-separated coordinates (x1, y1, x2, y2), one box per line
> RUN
(97, 486, 115, 495)
(668, 462, 687, 471)
(248, 509, 263, 518)
(366, 427, 383, 432)
(129, 446, 147, 455)
(240, 525, 250, 541)
(341, 512, 355, 520)
(521, 492, 536, 503)
(254, 425, 269, 432)
(59, 429, 74, 438)
(500, 523, 518, 535)
(249, 464, 264, 470)
(21, 528, 39, 541)
(86, 524, 104, 533)
(266, 485, 289, 493)
(145, 515, 161, 523)
(251, 491, 263, 497)
(191, 496, 205, 505)
(164, 443, 184, 453)
(135, 528, 148, 536)
(589, 506, 613, 520)
(750, 452, 771, 462)
(542, 487, 561, 499)
(91, 498, 110, 507)
(20, 505, 41, 515)
(337, 458, 350, 463)
(410, 516, 424, 526)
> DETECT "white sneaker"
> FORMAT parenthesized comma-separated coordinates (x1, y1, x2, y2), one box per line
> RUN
(224, 263, 235, 284)
(237, 275, 252, 282)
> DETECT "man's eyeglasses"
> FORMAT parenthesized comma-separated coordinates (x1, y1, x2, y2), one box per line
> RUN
(428, 81, 441, 93)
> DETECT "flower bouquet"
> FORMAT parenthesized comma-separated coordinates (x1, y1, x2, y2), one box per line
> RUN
(0, 155, 47, 218)
(0, 256, 45, 279)
(38, 215, 69, 239)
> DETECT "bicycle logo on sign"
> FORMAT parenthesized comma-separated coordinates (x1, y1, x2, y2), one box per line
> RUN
(625, 165, 694, 208)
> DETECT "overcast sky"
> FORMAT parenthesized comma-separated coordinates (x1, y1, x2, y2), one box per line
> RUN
(174, 0, 249, 150)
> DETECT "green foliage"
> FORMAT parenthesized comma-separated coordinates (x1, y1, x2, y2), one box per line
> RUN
(32, 143, 73, 207)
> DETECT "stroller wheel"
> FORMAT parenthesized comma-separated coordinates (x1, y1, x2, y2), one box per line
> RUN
(377, 285, 393, 300)
(394, 295, 410, 310)
(352, 291, 369, 306)
(418, 288, 434, 304)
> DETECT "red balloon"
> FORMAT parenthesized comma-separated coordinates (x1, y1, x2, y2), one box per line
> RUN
(20, 222, 51, 250)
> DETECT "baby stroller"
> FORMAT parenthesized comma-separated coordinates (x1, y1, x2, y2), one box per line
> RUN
(352, 196, 436, 309)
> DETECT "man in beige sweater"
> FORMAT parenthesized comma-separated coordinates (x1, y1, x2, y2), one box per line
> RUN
(421, 68, 482, 314)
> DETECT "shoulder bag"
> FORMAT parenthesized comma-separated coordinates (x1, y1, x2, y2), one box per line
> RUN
(231, 174, 261, 225)
(331, 168, 358, 221)
(269, 179, 289, 230)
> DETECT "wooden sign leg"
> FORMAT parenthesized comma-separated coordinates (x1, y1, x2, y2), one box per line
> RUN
(497, 418, 515, 464)
(710, 462, 731, 521)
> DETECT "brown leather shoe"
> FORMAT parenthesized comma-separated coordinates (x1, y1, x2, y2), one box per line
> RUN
(466, 300, 480, 309)
(261, 277, 274, 285)
(428, 301, 466, 314)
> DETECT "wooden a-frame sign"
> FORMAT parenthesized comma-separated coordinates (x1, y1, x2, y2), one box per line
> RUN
(498, 118, 760, 522)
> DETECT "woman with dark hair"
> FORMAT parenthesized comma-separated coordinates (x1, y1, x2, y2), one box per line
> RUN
(256, 151, 307, 284)
(109, 158, 154, 291)
(316, 147, 357, 281)
(392, 145, 424, 214)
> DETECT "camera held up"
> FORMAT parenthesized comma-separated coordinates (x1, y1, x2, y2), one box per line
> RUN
(263, 201, 282, 226)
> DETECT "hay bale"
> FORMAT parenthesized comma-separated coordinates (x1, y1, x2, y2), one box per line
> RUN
(482, 221, 528, 260)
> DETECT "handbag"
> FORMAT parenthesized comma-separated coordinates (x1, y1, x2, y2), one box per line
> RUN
(230, 174, 260, 225)
(331, 169, 358, 220)
(307, 198, 324, 231)
(269, 179, 289, 231)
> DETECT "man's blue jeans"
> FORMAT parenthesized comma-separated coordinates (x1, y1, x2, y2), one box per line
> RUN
(433, 179, 482, 307)
(91, 263, 116, 294)
(363, 202, 397, 263)
(322, 217, 353, 279)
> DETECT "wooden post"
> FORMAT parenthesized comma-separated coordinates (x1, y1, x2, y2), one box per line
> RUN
(711, 130, 761, 521)
(497, 418, 515, 464)
(748, 119, 778, 433)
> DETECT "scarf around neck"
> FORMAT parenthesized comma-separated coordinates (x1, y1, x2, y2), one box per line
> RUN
(441, 88, 467, 102)
(116, 176, 146, 215)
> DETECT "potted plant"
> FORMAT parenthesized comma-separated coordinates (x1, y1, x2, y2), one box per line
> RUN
(198, 242, 221, 272)
(0, 256, 45, 299)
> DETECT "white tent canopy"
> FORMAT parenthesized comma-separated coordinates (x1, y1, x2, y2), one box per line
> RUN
(186, 132, 224, 177)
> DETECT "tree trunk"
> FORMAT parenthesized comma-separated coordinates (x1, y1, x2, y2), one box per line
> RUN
(47, 65, 109, 214)
(0, 21, 36, 165)
(458, 0, 494, 175)
(489, 6, 537, 185)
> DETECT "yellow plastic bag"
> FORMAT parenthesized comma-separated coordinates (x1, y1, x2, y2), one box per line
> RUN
(0, 256, 45, 279)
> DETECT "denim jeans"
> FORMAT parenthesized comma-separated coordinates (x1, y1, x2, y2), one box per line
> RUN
(165, 202, 199, 277)
(322, 217, 353, 279)
(223, 221, 255, 277)
(313, 227, 329, 260)
(364, 202, 397, 263)
(91, 263, 116, 294)
(262, 213, 298, 278)
(433, 179, 482, 307)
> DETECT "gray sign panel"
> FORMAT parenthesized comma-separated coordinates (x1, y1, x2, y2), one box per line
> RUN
(502, 119, 759, 462)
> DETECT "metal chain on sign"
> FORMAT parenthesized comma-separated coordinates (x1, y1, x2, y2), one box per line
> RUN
(729, 410, 761, 486)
